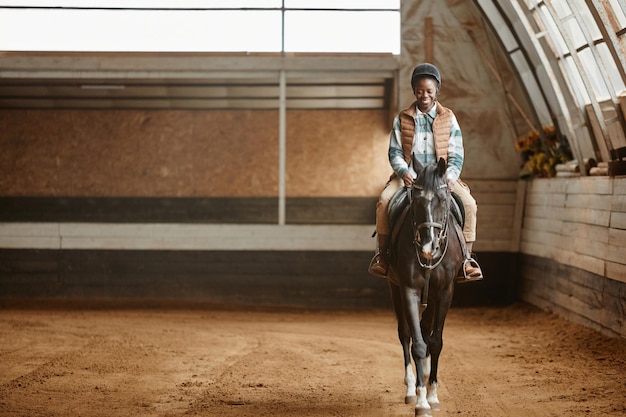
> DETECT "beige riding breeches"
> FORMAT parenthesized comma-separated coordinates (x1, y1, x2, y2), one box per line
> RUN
(375, 176, 477, 242)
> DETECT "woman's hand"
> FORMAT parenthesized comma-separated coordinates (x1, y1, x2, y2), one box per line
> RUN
(402, 172, 414, 187)
(447, 179, 455, 192)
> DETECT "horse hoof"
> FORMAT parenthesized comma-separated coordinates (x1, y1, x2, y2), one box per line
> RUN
(415, 407, 432, 416)
(429, 401, 440, 411)
(405, 395, 417, 404)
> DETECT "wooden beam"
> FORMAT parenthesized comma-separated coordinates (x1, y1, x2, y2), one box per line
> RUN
(0, 53, 399, 79)
(424, 17, 434, 63)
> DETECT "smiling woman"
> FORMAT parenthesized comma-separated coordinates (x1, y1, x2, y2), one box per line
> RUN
(0, 0, 400, 53)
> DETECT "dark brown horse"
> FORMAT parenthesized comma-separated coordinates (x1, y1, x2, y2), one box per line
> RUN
(387, 156, 465, 416)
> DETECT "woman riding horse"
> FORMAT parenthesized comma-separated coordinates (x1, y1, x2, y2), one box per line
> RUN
(369, 63, 483, 282)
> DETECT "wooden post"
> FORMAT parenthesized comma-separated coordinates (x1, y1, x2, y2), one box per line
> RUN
(510, 180, 527, 252)
(278, 70, 286, 225)
(424, 17, 434, 63)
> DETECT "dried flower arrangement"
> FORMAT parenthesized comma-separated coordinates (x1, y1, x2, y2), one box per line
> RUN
(515, 126, 573, 178)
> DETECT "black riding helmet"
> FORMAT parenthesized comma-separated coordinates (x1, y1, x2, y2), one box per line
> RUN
(411, 63, 441, 91)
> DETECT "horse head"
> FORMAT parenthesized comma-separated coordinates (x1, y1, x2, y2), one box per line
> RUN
(409, 155, 450, 264)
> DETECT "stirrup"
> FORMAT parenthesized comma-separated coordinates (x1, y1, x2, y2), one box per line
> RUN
(368, 251, 388, 278)
(457, 256, 483, 283)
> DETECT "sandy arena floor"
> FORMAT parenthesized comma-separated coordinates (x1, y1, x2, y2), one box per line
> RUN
(0, 302, 624, 417)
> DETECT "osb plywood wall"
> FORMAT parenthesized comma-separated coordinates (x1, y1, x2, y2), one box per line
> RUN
(0, 109, 390, 197)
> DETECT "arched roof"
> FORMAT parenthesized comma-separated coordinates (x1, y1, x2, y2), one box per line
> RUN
(476, 0, 626, 168)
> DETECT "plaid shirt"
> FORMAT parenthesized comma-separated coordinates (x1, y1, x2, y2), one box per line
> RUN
(388, 102, 464, 182)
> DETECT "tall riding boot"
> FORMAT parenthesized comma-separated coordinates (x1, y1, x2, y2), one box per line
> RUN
(368, 234, 389, 278)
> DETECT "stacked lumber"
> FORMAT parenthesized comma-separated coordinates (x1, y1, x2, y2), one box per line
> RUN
(590, 162, 609, 176)
(555, 160, 580, 177)
(555, 158, 597, 176)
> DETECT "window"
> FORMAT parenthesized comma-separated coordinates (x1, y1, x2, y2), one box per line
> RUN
(0, 0, 400, 53)
(529, 0, 624, 104)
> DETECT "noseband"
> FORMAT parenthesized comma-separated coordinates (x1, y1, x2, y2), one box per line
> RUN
(408, 181, 450, 270)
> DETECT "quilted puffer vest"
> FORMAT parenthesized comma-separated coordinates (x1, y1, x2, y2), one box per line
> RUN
(398, 101, 453, 163)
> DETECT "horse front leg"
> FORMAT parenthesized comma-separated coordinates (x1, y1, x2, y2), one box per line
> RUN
(425, 281, 454, 412)
(389, 282, 417, 404)
(401, 285, 430, 416)
(420, 303, 435, 381)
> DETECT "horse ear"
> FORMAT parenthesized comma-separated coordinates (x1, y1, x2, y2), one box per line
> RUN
(412, 153, 424, 173)
(437, 158, 447, 177)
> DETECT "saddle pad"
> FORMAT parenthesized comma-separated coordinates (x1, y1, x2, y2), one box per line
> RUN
(451, 192, 465, 229)
(387, 187, 409, 230)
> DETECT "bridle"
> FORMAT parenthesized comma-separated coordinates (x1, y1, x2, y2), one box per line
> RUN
(407, 179, 451, 270)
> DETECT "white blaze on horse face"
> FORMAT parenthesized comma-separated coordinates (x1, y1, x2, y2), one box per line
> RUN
(422, 240, 434, 258)
(421, 190, 436, 258)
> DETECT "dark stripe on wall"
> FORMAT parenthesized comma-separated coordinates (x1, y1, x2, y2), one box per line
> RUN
(0, 197, 377, 224)
(0, 249, 390, 309)
(0, 197, 279, 224)
(286, 197, 377, 224)
(0, 249, 517, 308)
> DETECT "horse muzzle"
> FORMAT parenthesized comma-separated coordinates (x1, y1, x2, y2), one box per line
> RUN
(420, 241, 437, 259)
